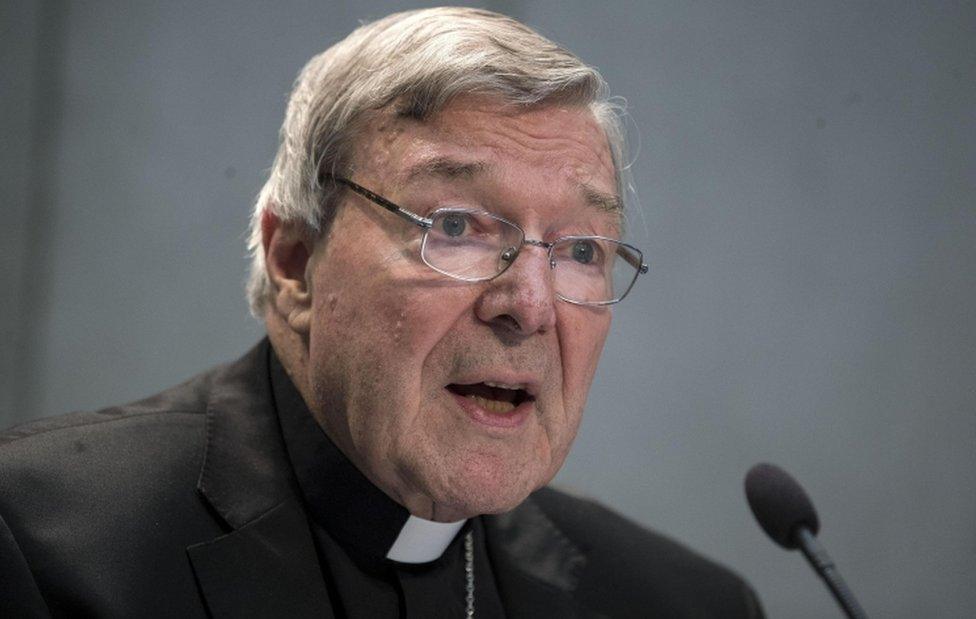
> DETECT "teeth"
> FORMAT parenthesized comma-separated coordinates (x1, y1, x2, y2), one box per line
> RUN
(466, 394, 517, 413)
(484, 381, 522, 391)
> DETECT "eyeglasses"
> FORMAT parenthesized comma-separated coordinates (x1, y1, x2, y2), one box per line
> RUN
(327, 176, 648, 306)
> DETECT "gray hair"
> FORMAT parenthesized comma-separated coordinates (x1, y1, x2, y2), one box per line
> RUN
(246, 6, 629, 316)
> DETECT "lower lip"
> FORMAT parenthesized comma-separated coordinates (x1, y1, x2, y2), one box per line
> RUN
(449, 391, 534, 429)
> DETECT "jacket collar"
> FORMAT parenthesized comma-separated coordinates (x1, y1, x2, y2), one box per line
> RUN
(195, 340, 297, 528)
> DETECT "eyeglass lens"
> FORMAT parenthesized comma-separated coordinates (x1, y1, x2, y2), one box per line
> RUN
(421, 209, 642, 304)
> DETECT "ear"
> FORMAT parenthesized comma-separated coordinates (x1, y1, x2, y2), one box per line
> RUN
(261, 209, 314, 335)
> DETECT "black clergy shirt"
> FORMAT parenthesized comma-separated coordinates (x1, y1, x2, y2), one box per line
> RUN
(270, 352, 508, 618)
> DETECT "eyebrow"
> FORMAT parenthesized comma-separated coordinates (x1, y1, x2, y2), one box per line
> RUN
(402, 155, 623, 215)
(403, 156, 488, 184)
(580, 182, 623, 215)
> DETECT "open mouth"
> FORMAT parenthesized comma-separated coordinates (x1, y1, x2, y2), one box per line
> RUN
(446, 382, 533, 414)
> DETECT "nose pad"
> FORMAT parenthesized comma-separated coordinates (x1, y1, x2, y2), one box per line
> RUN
(497, 245, 556, 273)
(496, 246, 523, 279)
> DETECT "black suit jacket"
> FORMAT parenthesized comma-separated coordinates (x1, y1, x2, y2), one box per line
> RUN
(0, 342, 763, 618)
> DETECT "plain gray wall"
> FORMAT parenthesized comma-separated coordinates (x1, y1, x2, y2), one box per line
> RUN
(3, 1, 974, 616)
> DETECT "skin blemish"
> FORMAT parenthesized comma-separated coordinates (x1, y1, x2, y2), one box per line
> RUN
(390, 308, 408, 345)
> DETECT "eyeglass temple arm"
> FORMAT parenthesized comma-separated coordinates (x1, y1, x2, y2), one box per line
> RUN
(619, 245, 649, 274)
(325, 175, 433, 229)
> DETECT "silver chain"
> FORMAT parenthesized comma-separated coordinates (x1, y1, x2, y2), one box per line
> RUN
(464, 530, 475, 618)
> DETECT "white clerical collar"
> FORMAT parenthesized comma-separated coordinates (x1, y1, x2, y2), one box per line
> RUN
(385, 515, 467, 563)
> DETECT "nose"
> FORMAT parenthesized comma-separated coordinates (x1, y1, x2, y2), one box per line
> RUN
(474, 244, 557, 336)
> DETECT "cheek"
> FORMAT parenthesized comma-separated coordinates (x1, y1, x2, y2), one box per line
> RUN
(309, 252, 478, 410)
(559, 309, 611, 405)
(535, 310, 610, 477)
(313, 226, 474, 361)
(310, 242, 416, 353)
(377, 285, 477, 367)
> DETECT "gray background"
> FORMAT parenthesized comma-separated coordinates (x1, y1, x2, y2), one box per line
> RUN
(3, 1, 974, 616)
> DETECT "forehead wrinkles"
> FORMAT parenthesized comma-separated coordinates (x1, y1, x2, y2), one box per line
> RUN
(447, 108, 614, 185)
(356, 103, 613, 182)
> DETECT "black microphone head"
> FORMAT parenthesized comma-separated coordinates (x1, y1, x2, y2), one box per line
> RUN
(745, 463, 820, 549)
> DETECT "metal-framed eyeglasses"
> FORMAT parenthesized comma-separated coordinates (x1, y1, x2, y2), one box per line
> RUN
(328, 176, 648, 306)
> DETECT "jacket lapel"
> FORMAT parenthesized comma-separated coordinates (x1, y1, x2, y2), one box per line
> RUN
(186, 341, 333, 617)
(187, 500, 333, 618)
(484, 496, 589, 619)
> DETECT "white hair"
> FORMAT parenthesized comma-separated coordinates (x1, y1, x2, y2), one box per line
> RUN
(246, 6, 629, 316)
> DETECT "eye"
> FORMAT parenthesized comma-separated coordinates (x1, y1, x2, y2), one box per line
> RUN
(571, 239, 596, 264)
(440, 212, 467, 237)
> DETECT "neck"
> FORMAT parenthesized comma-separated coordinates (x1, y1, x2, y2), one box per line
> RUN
(267, 317, 472, 523)
(270, 349, 469, 563)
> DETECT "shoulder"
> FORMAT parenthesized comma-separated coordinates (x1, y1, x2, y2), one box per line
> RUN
(0, 364, 232, 615)
(0, 367, 217, 467)
(0, 369, 220, 527)
(529, 485, 733, 577)
(0, 361, 233, 540)
(529, 486, 763, 618)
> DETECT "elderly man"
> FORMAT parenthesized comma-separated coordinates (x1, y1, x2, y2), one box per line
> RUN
(0, 8, 762, 618)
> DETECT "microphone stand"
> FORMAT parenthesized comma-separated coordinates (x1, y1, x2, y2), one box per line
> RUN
(795, 528, 868, 619)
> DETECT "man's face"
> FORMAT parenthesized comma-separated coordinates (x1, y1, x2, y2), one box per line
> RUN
(303, 97, 619, 520)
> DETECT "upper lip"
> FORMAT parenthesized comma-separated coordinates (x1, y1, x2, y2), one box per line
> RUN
(447, 375, 541, 398)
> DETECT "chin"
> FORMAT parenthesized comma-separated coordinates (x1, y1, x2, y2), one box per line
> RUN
(435, 486, 529, 519)
(431, 451, 553, 517)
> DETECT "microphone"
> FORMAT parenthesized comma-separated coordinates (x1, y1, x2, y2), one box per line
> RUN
(744, 463, 868, 619)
